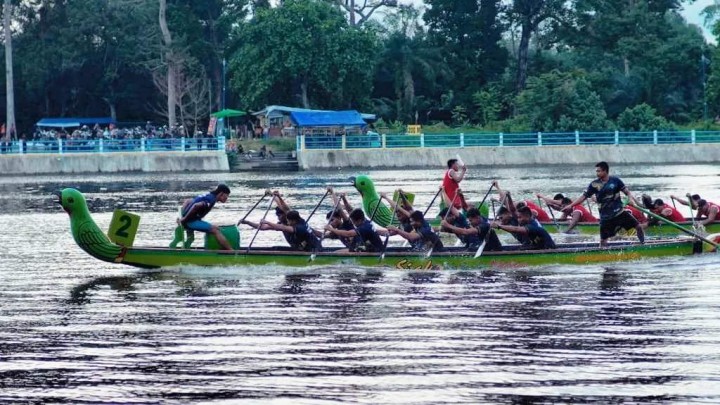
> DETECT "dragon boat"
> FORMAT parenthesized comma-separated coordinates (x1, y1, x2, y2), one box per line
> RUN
(57, 188, 718, 270)
(535, 219, 720, 236)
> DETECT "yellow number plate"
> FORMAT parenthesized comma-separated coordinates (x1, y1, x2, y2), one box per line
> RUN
(108, 209, 140, 247)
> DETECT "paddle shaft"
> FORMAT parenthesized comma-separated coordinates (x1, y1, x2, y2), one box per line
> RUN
(631, 203, 719, 248)
(318, 196, 343, 246)
(306, 190, 330, 222)
(246, 195, 276, 252)
(540, 197, 562, 233)
(422, 188, 443, 217)
(477, 183, 495, 210)
(380, 196, 401, 260)
(238, 193, 268, 225)
(475, 193, 508, 258)
(427, 190, 462, 258)
(686, 193, 697, 227)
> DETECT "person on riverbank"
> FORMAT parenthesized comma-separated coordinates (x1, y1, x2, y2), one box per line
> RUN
(441, 207, 502, 251)
(179, 184, 232, 250)
(491, 206, 556, 249)
(562, 161, 644, 247)
(388, 210, 444, 252)
(442, 159, 468, 210)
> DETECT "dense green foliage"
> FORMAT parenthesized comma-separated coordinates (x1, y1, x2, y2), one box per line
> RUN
(0, 0, 715, 136)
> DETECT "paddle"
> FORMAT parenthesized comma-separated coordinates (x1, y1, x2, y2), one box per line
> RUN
(379, 193, 401, 261)
(237, 191, 270, 225)
(475, 193, 508, 258)
(426, 190, 462, 258)
(540, 197, 562, 233)
(630, 203, 719, 250)
(423, 187, 443, 217)
(306, 190, 330, 222)
(310, 195, 343, 261)
(477, 183, 495, 212)
(686, 193, 698, 229)
(369, 198, 382, 223)
(246, 195, 276, 253)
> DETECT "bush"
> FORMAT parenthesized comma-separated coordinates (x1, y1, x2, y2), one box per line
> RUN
(617, 103, 675, 131)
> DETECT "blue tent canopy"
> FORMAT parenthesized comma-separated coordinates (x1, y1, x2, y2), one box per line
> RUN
(289, 110, 366, 127)
(36, 117, 115, 128)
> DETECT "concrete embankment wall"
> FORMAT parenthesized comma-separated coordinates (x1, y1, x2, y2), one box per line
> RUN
(298, 144, 720, 170)
(0, 151, 229, 175)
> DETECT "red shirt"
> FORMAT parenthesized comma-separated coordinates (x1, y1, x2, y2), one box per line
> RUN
(699, 202, 720, 219)
(572, 204, 598, 222)
(442, 169, 463, 209)
(524, 200, 551, 222)
(624, 205, 647, 223)
(653, 204, 685, 222)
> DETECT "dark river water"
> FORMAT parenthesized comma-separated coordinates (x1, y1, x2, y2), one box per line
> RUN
(2, 165, 720, 403)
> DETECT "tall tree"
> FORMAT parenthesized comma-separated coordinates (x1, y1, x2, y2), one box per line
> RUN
(229, 0, 378, 109)
(3, 0, 14, 141)
(508, 0, 567, 93)
(159, 0, 177, 128)
(424, 0, 507, 107)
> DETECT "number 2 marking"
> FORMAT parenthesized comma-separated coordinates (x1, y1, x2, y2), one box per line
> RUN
(116, 215, 132, 238)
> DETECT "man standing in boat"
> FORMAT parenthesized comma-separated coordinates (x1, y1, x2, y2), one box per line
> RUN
(563, 161, 644, 247)
(179, 184, 233, 250)
(442, 159, 468, 210)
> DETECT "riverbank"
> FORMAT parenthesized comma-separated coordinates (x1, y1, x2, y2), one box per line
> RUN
(0, 151, 229, 175)
(297, 144, 720, 170)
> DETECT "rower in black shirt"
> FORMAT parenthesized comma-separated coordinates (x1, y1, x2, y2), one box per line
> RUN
(492, 206, 556, 249)
(260, 210, 322, 251)
(325, 208, 387, 252)
(441, 207, 502, 251)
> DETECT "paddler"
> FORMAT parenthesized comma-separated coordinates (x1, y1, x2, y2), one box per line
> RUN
(260, 210, 322, 251)
(178, 184, 232, 250)
(324, 189, 356, 249)
(241, 190, 322, 248)
(671, 194, 720, 225)
(491, 206, 556, 249)
(325, 208, 387, 252)
(380, 191, 413, 232)
(442, 158, 468, 210)
(387, 210, 444, 252)
(441, 207, 502, 251)
(438, 206, 481, 246)
(537, 193, 598, 233)
(650, 198, 686, 222)
(562, 161, 644, 247)
(493, 181, 547, 224)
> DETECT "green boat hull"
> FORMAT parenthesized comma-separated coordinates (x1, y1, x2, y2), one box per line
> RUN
(56, 188, 706, 271)
(533, 220, 720, 236)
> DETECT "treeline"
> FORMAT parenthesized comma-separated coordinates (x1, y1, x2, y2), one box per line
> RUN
(0, 0, 717, 136)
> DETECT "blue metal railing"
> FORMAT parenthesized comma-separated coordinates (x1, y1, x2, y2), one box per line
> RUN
(298, 130, 720, 151)
(0, 137, 225, 155)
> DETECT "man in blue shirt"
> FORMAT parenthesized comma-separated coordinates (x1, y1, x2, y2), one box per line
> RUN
(438, 206, 482, 247)
(261, 210, 322, 251)
(388, 210, 444, 252)
(179, 184, 232, 250)
(492, 206, 556, 249)
(325, 208, 386, 252)
(325, 208, 358, 249)
(563, 161, 644, 247)
(441, 207, 502, 251)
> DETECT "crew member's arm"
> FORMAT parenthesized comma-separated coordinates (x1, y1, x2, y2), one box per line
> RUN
(179, 201, 207, 225)
(450, 165, 467, 183)
(491, 221, 528, 235)
(440, 220, 478, 236)
(261, 220, 293, 233)
(621, 187, 640, 207)
(659, 207, 674, 218)
(381, 192, 411, 219)
(324, 225, 358, 238)
(239, 219, 273, 230)
(272, 191, 291, 213)
(670, 195, 690, 206)
(387, 226, 421, 241)
(562, 195, 587, 213)
(701, 206, 719, 225)
(492, 181, 513, 212)
(536, 193, 562, 210)
(565, 209, 582, 233)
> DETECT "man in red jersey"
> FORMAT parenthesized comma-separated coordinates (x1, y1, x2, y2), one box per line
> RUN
(442, 159, 468, 210)
(650, 199, 685, 222)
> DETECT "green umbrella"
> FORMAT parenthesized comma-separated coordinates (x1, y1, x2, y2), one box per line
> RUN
(210, 109, 246, 119)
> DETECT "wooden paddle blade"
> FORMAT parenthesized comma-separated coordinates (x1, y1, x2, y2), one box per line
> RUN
(424, 248, 433, 258)
(474, 241, 486, 258)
